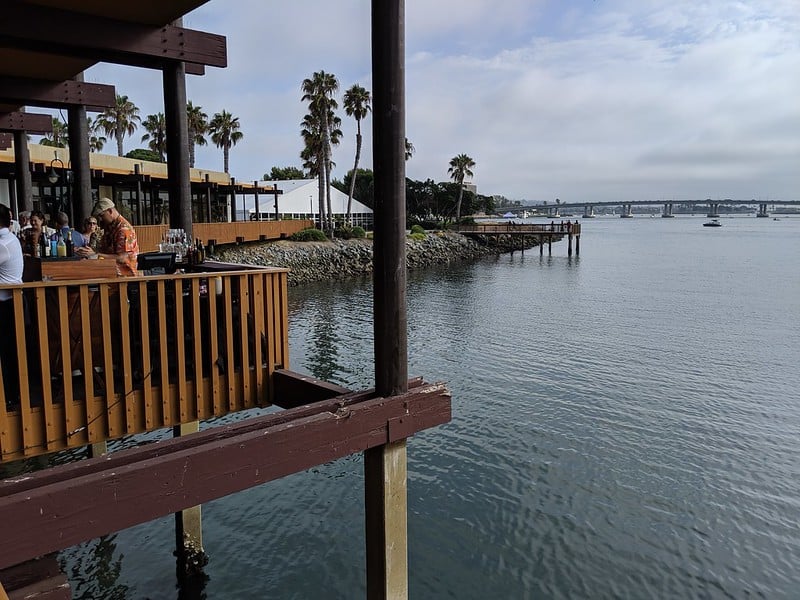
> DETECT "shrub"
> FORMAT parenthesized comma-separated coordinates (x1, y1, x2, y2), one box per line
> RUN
(290, 228, 328, 242)
(351, 226, 366, 239)
(410, 224, 426, 235)
(459, 216, 476, 225)
(409, 232, 426, 241)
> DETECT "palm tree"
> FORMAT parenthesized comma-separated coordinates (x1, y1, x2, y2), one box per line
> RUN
(141, 112, 167, 161)
(208, 110, 243, 174)
(301, 110, 341, 229)
(405, 138, 415, 161)
(448, 153, 476, 224)
(96, 94, 141, 156)
(343, 84, 371, 225)
(186, 101, 208, 168)
(302, 71, 339, 232)
(39, 117, 68, 148)
(87, 116, 106, 153)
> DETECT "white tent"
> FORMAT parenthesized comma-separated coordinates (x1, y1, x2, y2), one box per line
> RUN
(235, 179, 373, 228)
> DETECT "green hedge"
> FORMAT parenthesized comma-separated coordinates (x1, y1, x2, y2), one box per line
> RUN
(290, 228, 328, 242)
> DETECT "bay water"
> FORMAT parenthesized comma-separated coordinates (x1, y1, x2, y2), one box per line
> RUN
(62, 215, 800, 599)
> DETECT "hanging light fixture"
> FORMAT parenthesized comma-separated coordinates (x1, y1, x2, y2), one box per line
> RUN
(47, 150, 64, 184)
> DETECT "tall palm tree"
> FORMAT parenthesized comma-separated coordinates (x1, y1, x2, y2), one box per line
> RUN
(448, 153, 476, 224)
(141, 112, 167, 161)
(208, 110, 243, 174)
(86, 116, 106, 153)
(301, 110, 341, 229)
(96, 94, 141, 156)
(39, 117, 68, 148)
(302, 71, 339, 232)
(186, 101, 208, 168)
(343, 84, 371, 225)
(405, 138, 415, 161)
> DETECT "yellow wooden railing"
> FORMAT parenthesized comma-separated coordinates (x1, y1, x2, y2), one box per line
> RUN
(0, 267, 289, 462)
(136, 220, 314, 253)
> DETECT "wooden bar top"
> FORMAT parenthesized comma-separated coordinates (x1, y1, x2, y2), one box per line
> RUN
(40, 258, 119, 281)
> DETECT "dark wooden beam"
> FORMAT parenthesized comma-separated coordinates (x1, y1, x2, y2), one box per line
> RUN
(0, 77, 115, 109)
(0, 111, 52, 134)
(0, 133, 11, 150)
(0, 380, 450, 571)
(0, 2, 227, 69)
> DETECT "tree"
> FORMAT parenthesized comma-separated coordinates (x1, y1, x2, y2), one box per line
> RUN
(343, 84, 371, 225)
(140, 112, 167, 161)
(125, 148, 162, 162)
(208, 110, 243, 174)
(265, 166, 306, 180)
(186, 101, 208, 168)
(87, 116, 106, 153)
(301, 109, 341, 228)
(405, 138, 415, 161)
(301, 71, 339, 233)
(448, 153, 476, 223)
(96, 94, 141, 157)
(39, 117, 68, 148)
(334, 168, 374, 209)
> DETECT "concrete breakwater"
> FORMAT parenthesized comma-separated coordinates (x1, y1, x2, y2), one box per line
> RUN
(216, 231, 540, 286)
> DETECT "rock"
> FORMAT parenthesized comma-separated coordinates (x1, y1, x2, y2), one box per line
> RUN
(215, 231, 543, 286)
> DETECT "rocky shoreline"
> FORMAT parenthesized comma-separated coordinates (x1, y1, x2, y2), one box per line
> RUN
(215, 231, 542, 286)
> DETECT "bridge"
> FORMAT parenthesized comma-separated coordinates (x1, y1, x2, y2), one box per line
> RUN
(504, 199, 800, 219)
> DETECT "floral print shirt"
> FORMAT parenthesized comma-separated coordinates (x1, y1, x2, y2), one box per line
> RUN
(100, 216, 139, 276)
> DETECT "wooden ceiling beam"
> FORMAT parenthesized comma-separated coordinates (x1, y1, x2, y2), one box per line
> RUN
(0, 76, 115, 110)
(0, 2, 226, 69)
(0, 111, 53, 134)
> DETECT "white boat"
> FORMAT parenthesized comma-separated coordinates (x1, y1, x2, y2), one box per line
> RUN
(703, 219, 722, 227)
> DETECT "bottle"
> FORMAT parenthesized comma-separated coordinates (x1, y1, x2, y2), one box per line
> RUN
(44, 237, 51, 257)
(66, 230, 74, 257)
(50, 235, 57, 258)
(34, 234, 42, 258)
(56, 234, 67, 257)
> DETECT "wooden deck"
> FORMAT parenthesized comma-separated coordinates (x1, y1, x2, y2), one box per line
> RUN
(0, 266, 289, 462)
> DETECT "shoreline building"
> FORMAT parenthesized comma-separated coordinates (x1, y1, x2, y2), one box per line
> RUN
(239, 179, 373, 229)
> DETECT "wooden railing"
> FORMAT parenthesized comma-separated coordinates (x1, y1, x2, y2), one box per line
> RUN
(457, 222, 580, 235)
(136, 220, 314, 253)
(0, 267, 289, 462)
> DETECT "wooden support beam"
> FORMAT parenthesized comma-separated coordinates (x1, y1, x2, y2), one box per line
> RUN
(0, 3, 227, 68)
(0, 76, 115, 109)
(0, 133, 11, 151)
(0, 555, 70, 600)
(0, 380, 451, 571)
(0, 111, 52, 134)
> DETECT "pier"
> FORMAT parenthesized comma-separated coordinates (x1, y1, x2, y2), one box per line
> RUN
(458, 221, 581, 256)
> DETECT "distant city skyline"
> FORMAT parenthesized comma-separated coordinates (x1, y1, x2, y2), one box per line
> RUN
(70, 1, 799, 203)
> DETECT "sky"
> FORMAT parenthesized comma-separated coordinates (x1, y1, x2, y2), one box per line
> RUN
(78, 0, 799, 204)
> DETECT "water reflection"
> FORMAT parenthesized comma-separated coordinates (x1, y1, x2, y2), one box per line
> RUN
(61, 535, 128, 600)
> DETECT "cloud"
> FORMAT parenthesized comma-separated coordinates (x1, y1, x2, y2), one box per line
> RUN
(68, 0, 800, 203)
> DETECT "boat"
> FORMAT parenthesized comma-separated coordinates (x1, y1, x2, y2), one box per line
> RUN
(703, 219, 722, 227)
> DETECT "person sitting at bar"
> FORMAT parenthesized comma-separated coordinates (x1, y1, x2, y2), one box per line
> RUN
(75, 198, 139, 276)
(18, 210, 48, 256)
(55, 211, 85, 249)
(0, 204, 24, 408)
(79, 216, 101, 251)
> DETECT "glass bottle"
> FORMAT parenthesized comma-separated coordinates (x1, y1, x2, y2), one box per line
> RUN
(56, 234, 67, 257)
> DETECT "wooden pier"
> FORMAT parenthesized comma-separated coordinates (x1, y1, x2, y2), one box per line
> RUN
(457, 221, 582, 256)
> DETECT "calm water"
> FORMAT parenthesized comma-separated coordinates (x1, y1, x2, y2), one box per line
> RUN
(61, 215, 800, 599)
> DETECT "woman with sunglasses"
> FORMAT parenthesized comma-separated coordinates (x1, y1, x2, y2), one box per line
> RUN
(80, 216, 101, 251)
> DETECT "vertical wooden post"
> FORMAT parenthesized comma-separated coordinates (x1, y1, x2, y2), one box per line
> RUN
(368, 1, 409, 598)
(12, 130, 32, 213)
(67, 74, 92, 226)
(254, 180, 260, 223)
(575, 233, 580, 256)
(539, 235, 544, 256)
(174, 421, 205, 574)
(548, 235, 552, 255)
(568, 232, 573, 256)
(163, 25, 192, 237)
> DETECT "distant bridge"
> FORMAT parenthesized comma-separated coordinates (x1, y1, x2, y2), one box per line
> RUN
(504, 199, 800, 218)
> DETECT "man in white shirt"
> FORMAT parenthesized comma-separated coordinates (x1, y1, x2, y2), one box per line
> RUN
(0, 204, 24, 407)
